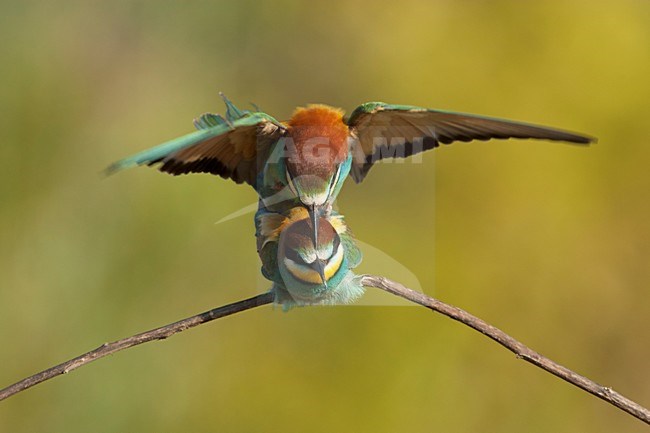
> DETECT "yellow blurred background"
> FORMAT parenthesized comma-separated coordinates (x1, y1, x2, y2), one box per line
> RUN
(1, 1, 648, 431)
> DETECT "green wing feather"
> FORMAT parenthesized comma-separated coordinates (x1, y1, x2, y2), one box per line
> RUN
(193, 113, 229, 130)
(341, 231, 362, 269)
(346, 102, 596, 183)
(106, 95, 286, 187)
(105, 123, 233, 174)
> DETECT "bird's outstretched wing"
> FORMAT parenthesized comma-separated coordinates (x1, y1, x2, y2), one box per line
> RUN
(345, 102, 595, 183)
(106, 94, 287, 188)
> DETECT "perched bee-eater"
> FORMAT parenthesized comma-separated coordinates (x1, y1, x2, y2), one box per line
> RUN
(108, 93, 594, 305)
(256, 207, 363, 307)
(107, 94, 594, 250)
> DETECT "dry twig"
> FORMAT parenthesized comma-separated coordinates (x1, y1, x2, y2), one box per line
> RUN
(359, 275, 649, 425)
(0, 292, 274, 401)
(1, 277, 648, 425)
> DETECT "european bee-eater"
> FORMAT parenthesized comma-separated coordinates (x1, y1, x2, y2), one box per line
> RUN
(108, 94, 594, 305)
(107, 93, 594, 256)
(255, 206, 363, 307)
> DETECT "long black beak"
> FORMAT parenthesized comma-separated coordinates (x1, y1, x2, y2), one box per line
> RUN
(311, 259, 328, 288)
(309, 203, 319, 253)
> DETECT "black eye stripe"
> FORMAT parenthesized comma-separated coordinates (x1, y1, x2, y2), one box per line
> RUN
(285, 248, 304, 264)
(330, 236, 341, 258)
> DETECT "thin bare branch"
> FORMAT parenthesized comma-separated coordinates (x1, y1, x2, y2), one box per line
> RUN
(1, 277, 648, 426)
(360, 275, 650, 425)
(0, 292, 274, 401)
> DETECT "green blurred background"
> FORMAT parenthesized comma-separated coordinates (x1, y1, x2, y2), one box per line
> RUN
(1, 1, 648, 431)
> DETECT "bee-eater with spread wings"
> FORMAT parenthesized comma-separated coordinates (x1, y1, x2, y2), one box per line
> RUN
(108, 93, 594, 306)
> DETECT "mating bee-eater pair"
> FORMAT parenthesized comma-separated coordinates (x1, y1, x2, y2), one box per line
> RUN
(108, 93, 594, 307)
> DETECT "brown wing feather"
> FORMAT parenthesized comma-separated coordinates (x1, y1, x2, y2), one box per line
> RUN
(154, 122, 285, 187)
(348, 106, 595, 183)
